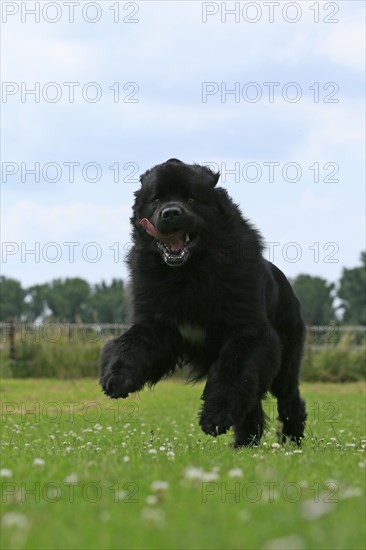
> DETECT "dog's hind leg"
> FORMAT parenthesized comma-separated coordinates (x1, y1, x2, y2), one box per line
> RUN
(276, 389, 307, 445)
(233, 400, 266, 447)
(199, 328, 281, 441)
(271, 323, 307, 445)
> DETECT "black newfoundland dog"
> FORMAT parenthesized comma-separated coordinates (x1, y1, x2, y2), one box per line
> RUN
(100, 159, 307, 446)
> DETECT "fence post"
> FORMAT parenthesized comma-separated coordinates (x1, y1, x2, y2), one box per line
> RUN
(8, 318, 16, 360)
(304, 321, 313, 370)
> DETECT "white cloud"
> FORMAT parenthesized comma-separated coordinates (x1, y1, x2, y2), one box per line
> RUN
(300, 189, 336, 213)
(2, 201, 131, 243)
(322, 21, 365, 71)
(2, 31, 103, 81)
(271, 16, 364, 72)
(288, 100, 365, 162)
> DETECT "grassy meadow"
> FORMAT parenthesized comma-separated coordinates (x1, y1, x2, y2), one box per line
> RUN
(0, 379, 365, 550)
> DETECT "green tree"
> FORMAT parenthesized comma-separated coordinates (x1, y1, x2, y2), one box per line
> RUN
(46, 278, 91, 322)
(0, 276, 25, 321)
(291, 274, 335, 325)
(338, 252, 366, 325)
(88, 279, 127, 323)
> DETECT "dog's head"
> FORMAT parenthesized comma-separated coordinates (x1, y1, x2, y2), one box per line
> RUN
(132, 159, 221, 267)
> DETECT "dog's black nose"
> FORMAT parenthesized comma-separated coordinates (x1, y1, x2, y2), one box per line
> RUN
(161, 206, 183, 219)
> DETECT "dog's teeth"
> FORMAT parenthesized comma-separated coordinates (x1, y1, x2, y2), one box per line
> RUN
(185, 233, 190, 242)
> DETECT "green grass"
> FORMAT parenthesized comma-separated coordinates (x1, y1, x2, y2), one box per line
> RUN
(1, 380, 365, 550)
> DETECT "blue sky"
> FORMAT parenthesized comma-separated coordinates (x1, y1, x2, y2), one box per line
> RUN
(1, 0, 365, 288)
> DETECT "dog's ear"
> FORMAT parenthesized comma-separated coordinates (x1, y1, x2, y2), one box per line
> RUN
(140, 159, 182, 186)
(139, 168, 152, 187)
(203, 165, 220, 187)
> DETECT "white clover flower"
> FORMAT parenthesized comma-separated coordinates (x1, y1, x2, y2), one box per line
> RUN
(201, 471, 219, 482)
(64, 474, 78, 483)
(262, 535, 305, 549)
(100, 511, 110, 522)
(184, 466, 205, 481)
(1, 512, 29, 529)
(141, 507, 165, 525)
(123, 455, 130, 463)
(301, 498, 335, 520)
(33, 458, 45, 467)
(184, 466, 218, 482)
(148, 449, 157, 455)
(228, 468, 243, 479)
(239, 510, 251, 522)
(167, 451, 175, 460)
(146, 495, 158, 505)
(0, 469, 13, 479)
(150, 481, 169, 492)
(271, 443, 281, 450)
(342, 487, 363, 499)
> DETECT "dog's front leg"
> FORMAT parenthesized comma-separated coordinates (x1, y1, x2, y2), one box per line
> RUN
(100, 320, 182, 398)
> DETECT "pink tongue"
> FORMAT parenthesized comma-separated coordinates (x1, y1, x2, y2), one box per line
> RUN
(139, 218, 185, 252)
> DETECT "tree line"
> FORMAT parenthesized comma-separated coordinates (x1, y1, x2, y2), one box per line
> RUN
(0, 278, 128, 324)
(0, 252, 365, 325)
(290, 252, 365, 325)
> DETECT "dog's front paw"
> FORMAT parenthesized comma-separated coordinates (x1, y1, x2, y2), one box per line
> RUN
(199, 402, 233, 437)
(100, 338, 145, 399)
(101, 368, 143, 399)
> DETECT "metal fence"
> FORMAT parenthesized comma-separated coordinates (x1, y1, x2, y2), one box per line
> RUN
(1, 321, 365, 355)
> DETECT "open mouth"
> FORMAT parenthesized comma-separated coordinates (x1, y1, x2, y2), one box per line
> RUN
(155, 233, 198, 266)
(139, 218, 198, 267)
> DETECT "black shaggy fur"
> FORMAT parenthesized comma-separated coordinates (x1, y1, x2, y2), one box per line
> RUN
(100, 159, 307, 446)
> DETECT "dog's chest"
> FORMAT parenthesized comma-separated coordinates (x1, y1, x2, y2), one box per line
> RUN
(178, 323, 206, 346)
